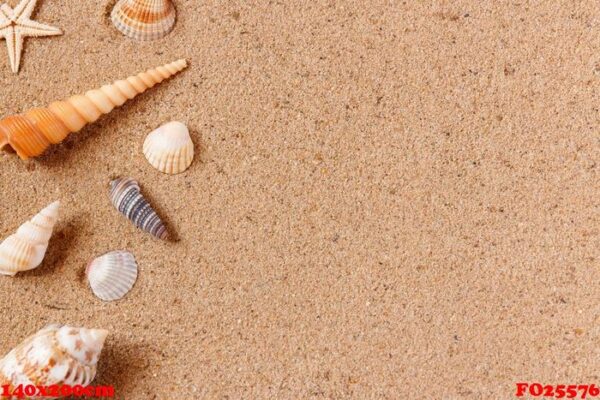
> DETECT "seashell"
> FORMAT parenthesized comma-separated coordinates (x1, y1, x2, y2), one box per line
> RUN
(86, 250, 138, 301)
(0, 324, 108, 397)
(143, 121, 194, 174)
(109, 177, 169, 240)
(0, 59, 188, 160)
(111, 0, 176, 41)
(0, 201, 59, 276)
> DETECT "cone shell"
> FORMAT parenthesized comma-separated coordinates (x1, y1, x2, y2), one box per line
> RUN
(0, 59, 188, 160)
(0, 325, 108, 394)
(109, 177, 169, 240)
(0, 201, 60, 276)
(111, 0, 176, 41)
(143, 121, 194, 174)
(87, 251, 138, 301)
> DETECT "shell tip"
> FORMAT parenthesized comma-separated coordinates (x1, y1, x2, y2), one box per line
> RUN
(86, 328, 109, 350)
(109, 176, 121, 189)
(92, 329, 109, 343)
(159, 231, 170, 241)
(176, 59, 188, 69)
(45, 200, 61, 215)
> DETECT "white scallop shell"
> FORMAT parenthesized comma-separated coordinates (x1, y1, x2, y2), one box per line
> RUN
(86, 250, 138, 301)
(111, 0, 176, 41)
(143, 121, 194, 174)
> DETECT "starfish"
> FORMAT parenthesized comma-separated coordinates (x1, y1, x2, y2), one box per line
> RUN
(0, 0, 61, 73)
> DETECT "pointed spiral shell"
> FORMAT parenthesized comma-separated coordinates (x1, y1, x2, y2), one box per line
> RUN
(0, 59, 188, 160)
(0, 201, 60, 276)
(110, 177, 169, 240)
(0, 325, 108, 396)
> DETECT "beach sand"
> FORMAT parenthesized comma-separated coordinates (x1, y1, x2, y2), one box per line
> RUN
(0, 0, 598, 398)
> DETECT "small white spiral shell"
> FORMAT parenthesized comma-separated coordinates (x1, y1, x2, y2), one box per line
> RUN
(0, 201, 60, 276)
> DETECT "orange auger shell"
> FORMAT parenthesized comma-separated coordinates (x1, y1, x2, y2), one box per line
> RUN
(0, 58, 187, 160)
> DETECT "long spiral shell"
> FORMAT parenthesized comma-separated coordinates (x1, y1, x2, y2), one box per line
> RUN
(110, 177, 169, 240)
(0, 324, 108, 398)
(0, 201, 60, 276)
(0, 59, 188, 160)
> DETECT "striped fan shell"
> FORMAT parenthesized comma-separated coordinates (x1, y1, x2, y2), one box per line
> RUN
(109, 177, 169, 240)
(86, 250, 138, 302)
(111, 0, 176, 41)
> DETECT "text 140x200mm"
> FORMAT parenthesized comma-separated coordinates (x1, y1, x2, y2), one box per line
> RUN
(1, 384, 114, 398)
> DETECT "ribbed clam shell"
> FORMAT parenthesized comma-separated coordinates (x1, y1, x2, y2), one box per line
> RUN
(0, 201, 60, 276)
(109, 177, 169, 240)
(143, 121, 194, 174)
(0, 325, 108, 394)
(111, 0, 176, 41)
(87, 251, 138, 301)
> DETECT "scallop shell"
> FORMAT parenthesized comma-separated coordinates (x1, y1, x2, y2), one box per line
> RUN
(0, 59, 188, 160)
(109, 177, 169, 240)
(0, 324, 108, 396)
(0, 201, 60, 276)
(143, 121, 194, 174)
(87, 250, 138, 301)
(111, 0, 176, 41)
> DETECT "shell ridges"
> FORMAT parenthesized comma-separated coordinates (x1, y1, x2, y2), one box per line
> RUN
(143, 121, 194, 174)
(87, 250, 138, 301)
(0, 201, 60, 276)
(111, 0, 177, 41)
(109, 177, 169, 240)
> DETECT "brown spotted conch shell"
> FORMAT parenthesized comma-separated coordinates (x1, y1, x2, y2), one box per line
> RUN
(0, 59, 188, 160)
(111, 0, 176, 41)
(0, 324, 108, 397)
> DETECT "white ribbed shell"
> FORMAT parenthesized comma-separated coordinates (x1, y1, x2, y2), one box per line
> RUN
(111, 0, 176, 41)
(0, 201, 60, 276)
(143, 121, 194, 174)
(86, 250, 138, 301)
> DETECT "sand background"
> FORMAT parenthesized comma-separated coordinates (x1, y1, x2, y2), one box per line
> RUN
(0, 0, 599, 398)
